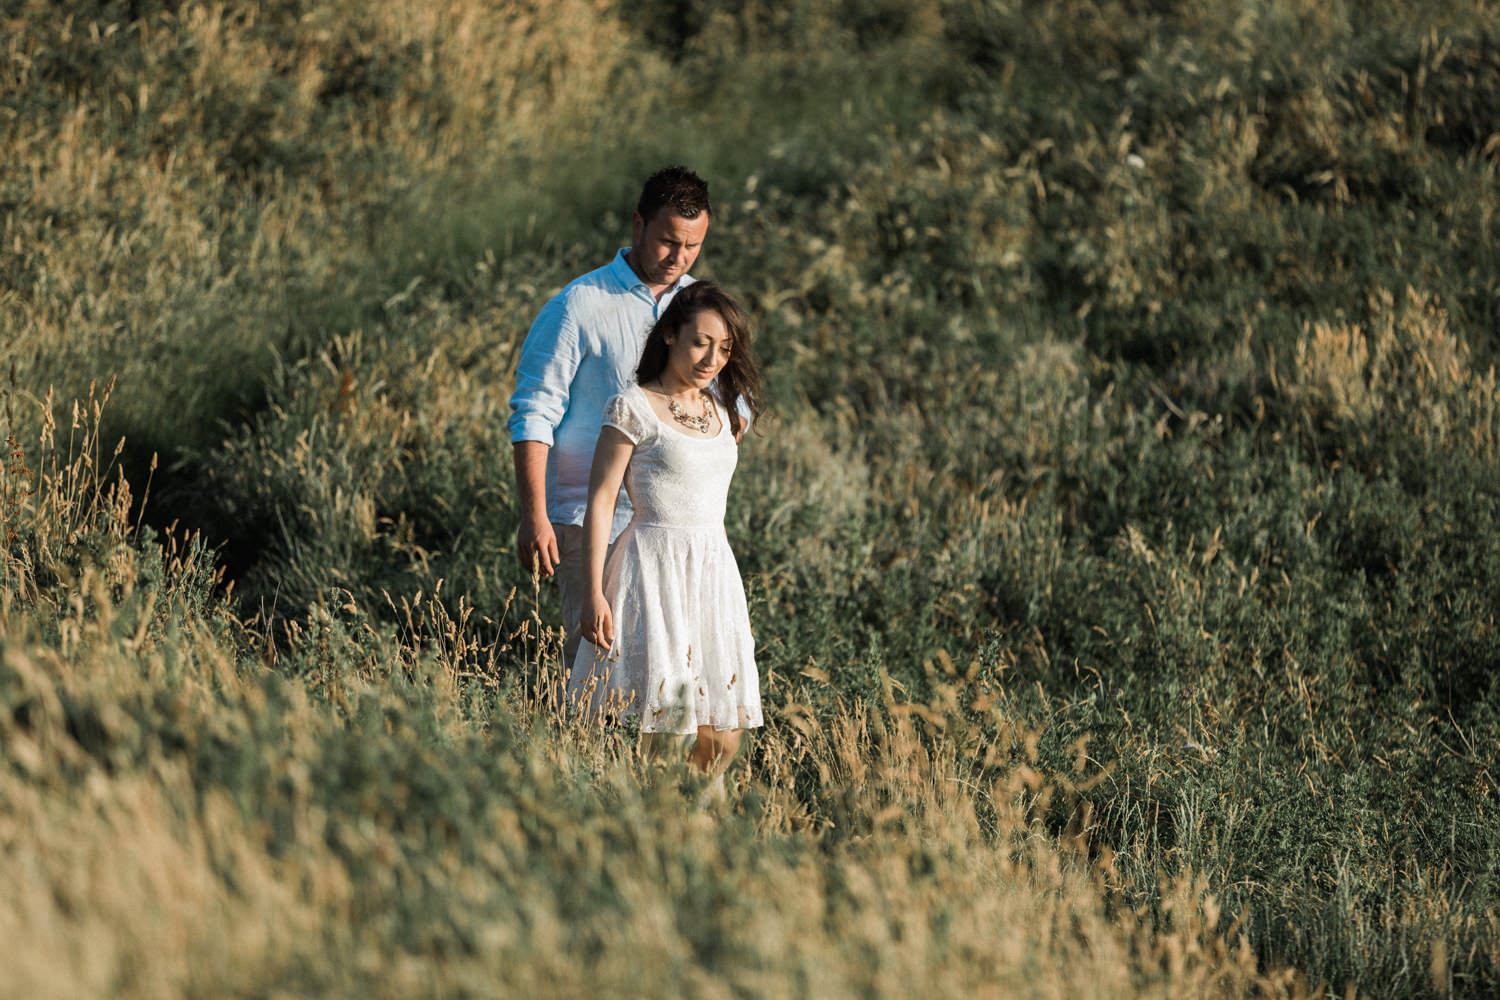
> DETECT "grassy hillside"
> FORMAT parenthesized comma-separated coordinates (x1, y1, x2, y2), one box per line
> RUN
(3, 0, 1499, 995)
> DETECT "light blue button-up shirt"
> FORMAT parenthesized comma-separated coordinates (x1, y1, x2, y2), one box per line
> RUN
(508, 248, 694, 530)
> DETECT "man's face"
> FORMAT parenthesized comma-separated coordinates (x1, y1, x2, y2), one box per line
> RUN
(630, 208, 710, 289)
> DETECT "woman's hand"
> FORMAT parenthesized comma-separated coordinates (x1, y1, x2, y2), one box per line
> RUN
(577, 427, 633, 651)
(580, 590, 615, 649)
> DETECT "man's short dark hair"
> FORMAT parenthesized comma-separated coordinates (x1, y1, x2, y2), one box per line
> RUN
(637, 166, 711, 223)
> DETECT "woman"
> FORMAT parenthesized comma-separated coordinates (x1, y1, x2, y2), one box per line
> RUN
(567, 281, 765, 796)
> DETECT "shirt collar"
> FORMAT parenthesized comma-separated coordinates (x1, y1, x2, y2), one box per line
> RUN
(609, 247, 689, 296)
(608, 248, 640, 290)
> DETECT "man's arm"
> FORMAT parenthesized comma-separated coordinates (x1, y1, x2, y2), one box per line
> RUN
(513, 440, 557, 575)
(508, 293, 581, 575)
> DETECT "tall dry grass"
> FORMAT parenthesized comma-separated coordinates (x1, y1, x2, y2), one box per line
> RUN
(5, 0, 1500, 996)
(0, 385, 1310, 998)
(2, 0, 634, 452)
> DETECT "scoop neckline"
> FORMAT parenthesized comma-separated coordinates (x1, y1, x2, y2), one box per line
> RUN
(635, 383, 729, 441)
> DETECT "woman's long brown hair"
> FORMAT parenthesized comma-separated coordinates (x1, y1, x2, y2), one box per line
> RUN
(636, 281, 764, 437)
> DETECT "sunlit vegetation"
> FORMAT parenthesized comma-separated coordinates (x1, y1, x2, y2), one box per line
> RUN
(4, 1, 1499, 995)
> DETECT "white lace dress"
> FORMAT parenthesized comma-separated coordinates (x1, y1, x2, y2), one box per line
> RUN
(566, 383, 763, 734)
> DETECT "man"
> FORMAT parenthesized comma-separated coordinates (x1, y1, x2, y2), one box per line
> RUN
(508, 165, 712, 666)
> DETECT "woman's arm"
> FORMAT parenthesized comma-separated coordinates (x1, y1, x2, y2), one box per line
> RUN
(578, 426, 635, 648)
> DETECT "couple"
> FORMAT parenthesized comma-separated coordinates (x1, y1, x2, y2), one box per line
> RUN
(507, 167, 763, 791)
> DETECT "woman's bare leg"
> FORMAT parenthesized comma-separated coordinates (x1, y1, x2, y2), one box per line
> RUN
(638, 727, 742, 808)
(689, 726, 742, 774)
(688, 726, 742, 807)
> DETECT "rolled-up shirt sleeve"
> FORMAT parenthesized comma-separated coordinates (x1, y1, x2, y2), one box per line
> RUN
(508, 294, 581, 445)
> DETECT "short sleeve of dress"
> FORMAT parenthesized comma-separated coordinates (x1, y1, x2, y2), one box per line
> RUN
(602, 389, 649, 444)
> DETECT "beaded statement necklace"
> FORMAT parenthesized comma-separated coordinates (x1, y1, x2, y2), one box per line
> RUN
(666, 393, 714, 434)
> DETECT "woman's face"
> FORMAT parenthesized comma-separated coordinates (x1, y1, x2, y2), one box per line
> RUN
(664, 308, 733, 391)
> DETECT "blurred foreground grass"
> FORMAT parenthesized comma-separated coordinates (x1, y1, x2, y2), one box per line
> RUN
(1, 390, 1287, 997)
(4, 0, 1500, 995)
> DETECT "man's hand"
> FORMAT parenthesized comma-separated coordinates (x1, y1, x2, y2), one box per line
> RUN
(517, 516, 559, 576)
(513, 440, 556, 575)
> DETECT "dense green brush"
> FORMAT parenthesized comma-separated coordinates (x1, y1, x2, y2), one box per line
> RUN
(3, 0, 1498, 995)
